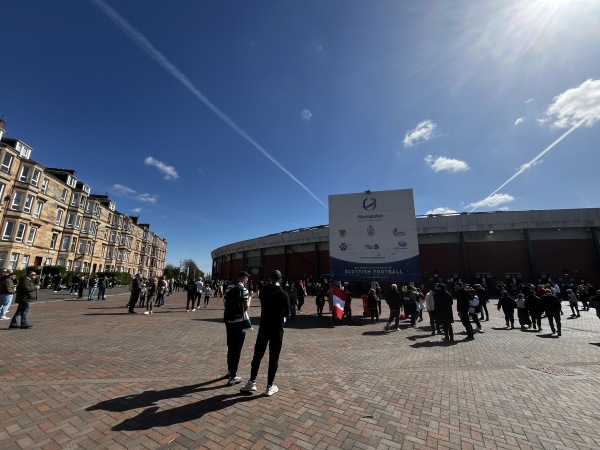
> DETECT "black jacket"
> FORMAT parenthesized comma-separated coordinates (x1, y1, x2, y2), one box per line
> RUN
(385, 289, 401, 310)
(258, 283, 290, 328)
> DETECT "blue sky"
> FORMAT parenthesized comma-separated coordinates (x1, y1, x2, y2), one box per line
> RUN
(3, 0, 600, 274)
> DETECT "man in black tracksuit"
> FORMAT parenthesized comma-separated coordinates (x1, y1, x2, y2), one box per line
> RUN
(542, 288, 562, 336)
(240, 270, 290, 397)
(455, 282, 474, 340)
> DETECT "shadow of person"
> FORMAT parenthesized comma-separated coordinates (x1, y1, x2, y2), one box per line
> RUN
(410, 339, 458, 348)
(112, 392, 258, 430)
(87, 376, 227, 413)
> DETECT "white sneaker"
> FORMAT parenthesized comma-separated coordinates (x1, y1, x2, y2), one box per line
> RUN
(192, 308, 196, 311)
(265, 385, 278, 397)
(186, 310, 189, 312)
(144, 311, 150, 315)
(228, 376, 242, 386)
(1, 316, 9, 320)
(240, 380, 257, 392)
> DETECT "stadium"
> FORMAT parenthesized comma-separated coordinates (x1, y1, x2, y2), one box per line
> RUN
(211, 207, 600, 292)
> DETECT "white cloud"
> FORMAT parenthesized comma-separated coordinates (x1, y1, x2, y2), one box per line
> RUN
(144, 156, 179, 180)
(111, 183, 136, 195)
(301, 109, 312, 121)
(403, 119, 437, 148)
(131, 207, 142, 214)
(517, 160, 543, 172)
(426, 207, 457, 215)
(541, 79, 600, 128)
(526, 98, 534, 104)
(467, 193, 515, 209)
(137, 193, 158, 203)
(424, 155, 469, 173)
(514, 117, 525, 126)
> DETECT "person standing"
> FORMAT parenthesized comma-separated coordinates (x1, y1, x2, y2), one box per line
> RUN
(224, 271, 251, 386)
(455, 282, 474, 340)
(542, 288, 562, 336)
(240, 270, 290, 397)
(9, 271, 38, 329)
(315, 288, 326, 319)
(186, 278, 197, 312)
(475, 284, 490, 321)
(194, 278, 204, 309)
(286, 281, 297, 321)
(129, 273, 142, 314)
(497, 291, 517, 328)
(204, 285, 212, 308)
(384, 284, 402, 331)
(87, 276, 98, 301)
(296, 281, 305, 313)
(424, 285, 441, 335)
(434, 283, 454, 342)
(97, 275, 108, 300)
(144, 277, 157, 315)
(0, 270, 16, 320)
(367, 288, 379, 324)
(567, 289, 581, 318)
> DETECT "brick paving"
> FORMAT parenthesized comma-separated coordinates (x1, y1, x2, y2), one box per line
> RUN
(2, 289, 600, 449)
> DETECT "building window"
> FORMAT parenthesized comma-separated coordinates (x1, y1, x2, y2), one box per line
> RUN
(1, 153, 13, 173)
(101, 245, 106, 258)
(70, 237, 78, 252)
(10, 191, 24, 211)
(15, 223, 26, 242)
(55, 209, 64, 226)
(0, 251, 6, 269)
(60, 188, 68, 203)
(2, 221, 15, 240)
(66, 260, 72, 271)
(65, 213, 74, 228)
(75, 215, 82, 229)
(33, 201, 43, 219)
(41, 178, 49, 193)
(8, 253, 19, 270)
(86, 241, 94, 256)
(104, 228, 109, 240)
(77, 240, 85, 254)
(45, 257, 52, 266)
(57, 259, 66, 267)
(23, 194, 35, 214)
(19, 165, 31, 182)
(50, 233, 59, 249)
(61, 236, 71, 251)
(20, 255, 30, 270)
(31, 169, 41, 186)
(26, 227, 37, 245)
(74, 260, 81, 272)
(71, 193, 80, 207)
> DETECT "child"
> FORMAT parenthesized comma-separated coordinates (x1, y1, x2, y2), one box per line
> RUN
(315, 289, 326, 319)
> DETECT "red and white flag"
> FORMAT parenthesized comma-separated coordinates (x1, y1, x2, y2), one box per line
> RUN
(333, 285, 346, 320)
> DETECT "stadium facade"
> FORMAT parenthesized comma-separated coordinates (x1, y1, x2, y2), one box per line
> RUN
(211, 208, 600, 289)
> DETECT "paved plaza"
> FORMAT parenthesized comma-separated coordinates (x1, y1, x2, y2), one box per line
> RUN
(2, 288, 600, 449)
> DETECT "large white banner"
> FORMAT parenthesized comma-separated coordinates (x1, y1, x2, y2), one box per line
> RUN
(329, 189, 421, 282)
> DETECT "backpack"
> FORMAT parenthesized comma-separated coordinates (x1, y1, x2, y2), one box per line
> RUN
(224, 285, 244, 323)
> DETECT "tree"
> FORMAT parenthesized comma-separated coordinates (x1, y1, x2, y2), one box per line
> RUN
(182, 259, 204, 280)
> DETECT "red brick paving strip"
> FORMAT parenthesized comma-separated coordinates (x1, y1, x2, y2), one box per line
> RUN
(2, 290, 600, 449)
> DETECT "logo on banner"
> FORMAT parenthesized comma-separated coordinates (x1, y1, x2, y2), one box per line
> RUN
(367, 225, 375, 236)
(338, 230, 346, 238)
(393, 241, 408, 249)
(362, 198, 376, 211)
(392, 228, 406, 236)
(339, 243, 348, 251)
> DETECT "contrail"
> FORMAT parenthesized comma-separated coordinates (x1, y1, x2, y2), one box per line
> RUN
(91, 0, 327, 208)
(469, 116, 587, 212)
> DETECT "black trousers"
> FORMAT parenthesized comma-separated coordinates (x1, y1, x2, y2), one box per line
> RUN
(317, 305, 324, 318)
(441, 320, 453, 340)
(427, 310, 440, 332)
(226, 323, 246, 377)
(388, 309, 400, 327)
(128, 292, 139, 313)
(547, 311, 561, 334)
(480, 302, 489, 320)
(249, 326, 284, 386)
(503, 310, 515, 327)
(186, 293, 195, 310)
(459, 311, 474, 337)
